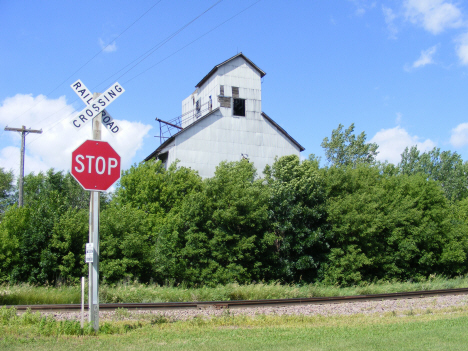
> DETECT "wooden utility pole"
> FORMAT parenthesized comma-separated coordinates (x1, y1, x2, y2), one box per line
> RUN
(4, 126, 42, 207)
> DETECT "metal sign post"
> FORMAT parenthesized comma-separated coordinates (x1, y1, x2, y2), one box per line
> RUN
(89, 93, 101, 331)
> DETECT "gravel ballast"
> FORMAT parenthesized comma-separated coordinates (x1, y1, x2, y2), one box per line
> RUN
(39, 294, 468, 322)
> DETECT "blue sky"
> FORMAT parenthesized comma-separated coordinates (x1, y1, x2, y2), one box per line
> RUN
(2, 0, 468, 179)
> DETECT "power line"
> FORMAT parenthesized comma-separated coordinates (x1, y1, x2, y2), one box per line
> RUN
(25, 0, 262, 148)
(22, 0, 225, 147)
(123, 0, 262, 85)
(91, 0, 224, 92)
(49, 0, 165, 97)
(25, 0, 226, 147)
(1, 0, 164, 129)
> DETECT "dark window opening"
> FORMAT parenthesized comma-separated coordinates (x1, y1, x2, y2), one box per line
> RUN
(220, 85, 224, 96)
(157, 152, 168, 168)
(233, 98, 245, 116)
(195, 99, 201, 117)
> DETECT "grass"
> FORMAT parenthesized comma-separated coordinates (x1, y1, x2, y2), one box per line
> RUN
(1, 275, 468, 305)
(1, 305, 468, 350)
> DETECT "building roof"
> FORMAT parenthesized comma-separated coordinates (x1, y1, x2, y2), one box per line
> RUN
(195, 53, 266, 88)
(144, 108, 221, 161)
(261, 112, 305, 152)
(144, 108, 305, 161)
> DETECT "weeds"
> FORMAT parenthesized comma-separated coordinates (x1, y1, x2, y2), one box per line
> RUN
(114, 308, 131, 320)
(1, 275, 468, 305)
(0, 306, 143, 336)
(150, 314, 169, 325)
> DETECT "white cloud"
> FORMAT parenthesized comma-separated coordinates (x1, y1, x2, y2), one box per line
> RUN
(382, 5, 398, 39)
(456, 32, 468, 65)
(348, 0, 376, 16)
(0, 94, 152, 177)
(370, 126, 436, 164)
(99, 38, 117, 53)
(404, 0, 463, 34)
(104, 119, 152, 169)
(450, 122, 468, 147)
(396, 112, 403, 124)
(412, 45, 439, 67)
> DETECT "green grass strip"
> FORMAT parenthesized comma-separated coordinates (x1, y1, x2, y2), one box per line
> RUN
(1, 307, 468, 350)
(1, 275, 468, 305)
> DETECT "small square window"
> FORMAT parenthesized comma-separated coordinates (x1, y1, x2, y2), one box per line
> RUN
(233, 99, 245, 116)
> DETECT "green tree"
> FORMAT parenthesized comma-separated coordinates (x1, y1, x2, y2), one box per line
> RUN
(99, 205, 153, 283)
(399, 146, 468, 201)
(50, 209, 88, 283)
(321, 165, 466, 285)
(321, 123, 379, 167)
(0, 206, 25, 282)
(1, 170, 91, 283)
(264, 155, 328, 282)
(154, 160, 273, 285)
(0, 167, 14, 215)
(115, 160, 202, 219)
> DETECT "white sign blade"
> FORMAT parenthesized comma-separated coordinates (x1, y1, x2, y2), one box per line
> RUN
(101, 110, 121, 135)
(70, 79, 94, 105)
(71, 82, 125, 130)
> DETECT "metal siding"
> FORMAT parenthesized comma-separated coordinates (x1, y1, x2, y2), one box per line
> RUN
(163, 57, 299, 178)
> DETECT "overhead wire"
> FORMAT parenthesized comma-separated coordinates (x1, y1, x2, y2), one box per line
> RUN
(0, 0, 164, 132)
(123, 0, 261, 85)
(26, 0, 226, 147)
(25, 0, 262, 148)
(91, 0, 223, 92)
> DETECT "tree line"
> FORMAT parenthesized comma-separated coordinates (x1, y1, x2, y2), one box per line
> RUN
(1, 123, 468, 286)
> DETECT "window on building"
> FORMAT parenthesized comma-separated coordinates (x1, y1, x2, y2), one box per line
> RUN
(233, 98, 245, 116)
(195, 99, 201, 117)
(220, 85, 224, 96)
(158, 152, 168, 169)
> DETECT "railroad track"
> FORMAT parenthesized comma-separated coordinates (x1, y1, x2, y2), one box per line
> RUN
(6, 287, 468, 312)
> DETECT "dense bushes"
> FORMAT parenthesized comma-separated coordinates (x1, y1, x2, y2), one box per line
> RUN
(1, 125, 468, 286)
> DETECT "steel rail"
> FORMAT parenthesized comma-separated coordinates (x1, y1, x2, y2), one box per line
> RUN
(6, 287, 468, 312)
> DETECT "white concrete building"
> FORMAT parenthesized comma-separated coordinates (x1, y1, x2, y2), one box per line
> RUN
(145, 53, 304, 178)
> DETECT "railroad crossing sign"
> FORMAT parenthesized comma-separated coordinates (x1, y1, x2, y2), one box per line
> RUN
(69, 79, 125, 332)
(71, 140, 121, 191)
(70, 79, 124, 134)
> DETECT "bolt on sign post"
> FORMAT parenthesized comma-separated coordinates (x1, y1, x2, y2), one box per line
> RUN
(70, 83, 124, 331)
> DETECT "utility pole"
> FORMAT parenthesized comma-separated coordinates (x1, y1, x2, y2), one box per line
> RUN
(4, 126, 42, 207)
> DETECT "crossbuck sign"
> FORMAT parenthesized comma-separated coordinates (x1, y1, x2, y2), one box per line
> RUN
(70, 79, 124, 134)
(69, 79, 125, 332)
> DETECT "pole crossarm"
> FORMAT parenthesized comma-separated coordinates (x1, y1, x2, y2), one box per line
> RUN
(4, 126, 43, 134)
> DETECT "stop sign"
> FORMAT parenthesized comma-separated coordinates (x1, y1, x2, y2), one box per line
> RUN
(71, 140, 121, 191)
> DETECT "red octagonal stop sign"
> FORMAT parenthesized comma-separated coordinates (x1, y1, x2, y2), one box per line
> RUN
(71, 140, 121, 191)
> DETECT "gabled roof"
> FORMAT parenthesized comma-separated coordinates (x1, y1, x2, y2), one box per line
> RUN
(195, 53, 266, 88)
(261, 112, 305, 152)
(144, 109, 305, 161)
